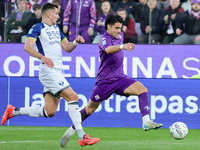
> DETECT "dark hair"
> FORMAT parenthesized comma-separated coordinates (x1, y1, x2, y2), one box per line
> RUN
(98, 0, 113, 18)
(33, 4, 42, 11)
(41, 2, 58, 15)
(105, 14, 123, 30)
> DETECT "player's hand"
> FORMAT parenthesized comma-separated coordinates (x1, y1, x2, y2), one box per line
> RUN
(88, 27, 94, 36)
(75, 35, 85, 44)
(176, 28, 182, 35)
(63, 26, 68, 34)
(41, 56, 54, 68)
(123, 43, 136, 52)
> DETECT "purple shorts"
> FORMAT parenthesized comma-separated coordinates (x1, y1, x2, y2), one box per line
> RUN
(90, 76, 137, 102)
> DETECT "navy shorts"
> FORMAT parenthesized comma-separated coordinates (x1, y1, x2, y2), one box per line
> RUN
(90, 76, 137, 102)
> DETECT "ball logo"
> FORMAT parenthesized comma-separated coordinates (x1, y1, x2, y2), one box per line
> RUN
(169, 122, 188, 140)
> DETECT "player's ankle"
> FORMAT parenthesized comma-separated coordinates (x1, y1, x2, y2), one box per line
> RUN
(142, 115, 150, 124)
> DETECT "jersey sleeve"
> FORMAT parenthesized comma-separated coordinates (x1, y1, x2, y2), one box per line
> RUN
(26, 23, 42, 40)
(99, 37, 112, 51)
(60, 30, 66, 41)
(58, 25, 66, 42)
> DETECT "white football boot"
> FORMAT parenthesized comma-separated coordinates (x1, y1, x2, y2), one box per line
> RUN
(60, 127, 75, 147)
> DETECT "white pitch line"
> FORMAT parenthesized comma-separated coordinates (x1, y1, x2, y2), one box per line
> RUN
(0, 140, 56, 144)
(0, 127, 65, 131)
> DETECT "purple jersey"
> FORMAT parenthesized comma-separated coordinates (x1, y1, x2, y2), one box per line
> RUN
(97, 31, 125, 82)
(63, 0, 96, 28)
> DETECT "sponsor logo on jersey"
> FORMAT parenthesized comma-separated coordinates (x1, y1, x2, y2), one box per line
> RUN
(144, 106, 150, 110)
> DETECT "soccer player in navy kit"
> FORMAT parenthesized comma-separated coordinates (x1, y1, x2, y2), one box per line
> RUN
(1, 2, 100, 147)
(60, 14, 163, 147)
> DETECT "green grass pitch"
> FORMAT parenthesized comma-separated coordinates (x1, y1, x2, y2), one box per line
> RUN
(0, 126, 199, 150)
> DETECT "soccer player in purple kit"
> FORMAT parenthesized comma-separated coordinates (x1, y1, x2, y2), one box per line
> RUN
(60, 14, 163, 147)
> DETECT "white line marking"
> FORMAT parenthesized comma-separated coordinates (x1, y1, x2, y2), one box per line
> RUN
(0, 140, 56, 144)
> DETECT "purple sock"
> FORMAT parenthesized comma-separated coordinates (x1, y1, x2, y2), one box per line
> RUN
(138, 92, 150, 117)
(72, 107, 90, 130)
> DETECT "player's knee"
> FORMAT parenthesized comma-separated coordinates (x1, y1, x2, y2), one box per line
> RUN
(45, 109, 56, 117)
(47, 112, 55, 118)
(143, 87, 148, 93)
(138, 87, 148, 95)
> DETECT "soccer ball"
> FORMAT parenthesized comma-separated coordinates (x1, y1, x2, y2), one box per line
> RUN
(169, 122, 188, 140)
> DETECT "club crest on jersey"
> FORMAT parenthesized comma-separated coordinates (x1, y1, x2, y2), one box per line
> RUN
(28, 29, 33, 34)
(95, 95, 100, 100)
(102, 39, 106, 45)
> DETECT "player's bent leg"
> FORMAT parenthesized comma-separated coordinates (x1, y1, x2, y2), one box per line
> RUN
(1, 93, 60, 126)
(60, 99, 102, 147)
(123, 81, 163, 131)
(44, 93, 60, 117)
(62, 106, 95, 147)
(78, 100, 101, 146)
(85, 99, 102, 115)
(123, 81, 148, 96)
(59, 88, 89, 144)
(138, 92, 163, 131)
(72, 100, 102, 131)
(19, 105, 47, 117)
(1, 104, 50, 126)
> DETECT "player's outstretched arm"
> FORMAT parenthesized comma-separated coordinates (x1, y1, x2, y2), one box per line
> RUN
(62, 35, 85, 53)
(105, 43, 136, 54)
(24, 38, 54, 68)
